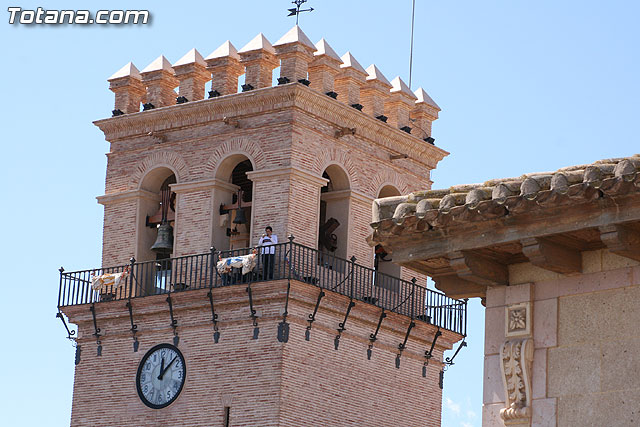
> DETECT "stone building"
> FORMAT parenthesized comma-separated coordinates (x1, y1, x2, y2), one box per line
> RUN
(57, 26, 466, 426)
(370, 155, 640, 426)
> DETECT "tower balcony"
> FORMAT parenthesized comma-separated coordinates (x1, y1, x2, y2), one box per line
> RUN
(57, 238, 467, 336)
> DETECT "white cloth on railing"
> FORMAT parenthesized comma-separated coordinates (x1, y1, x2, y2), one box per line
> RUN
(216, 253, 257, 275)
(91, 271, 129, 292)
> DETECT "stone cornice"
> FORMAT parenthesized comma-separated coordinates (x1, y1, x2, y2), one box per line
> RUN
(247, 166, 329, 187)
(94, 83, 448, 170)
(350, 189, 375, 205)
(320, 189, 375, 204)
(170, 178, 238, 193)
(320, 189, 351, 202)
(96, 189, 160, 205)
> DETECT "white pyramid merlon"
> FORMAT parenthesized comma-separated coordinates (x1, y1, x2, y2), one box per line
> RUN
(141, 55, 174, 74)
(365, 64, 391, 86)
(340, 52, 366, 74)
(314, 39, 341, 62)
(108, 62, 141, 81)
(414, 87, 440, 110)
(238, 33, 275, 54)
(174, 48, 206, 67)
(390, 76, 417, 99)
(274, 25, 315, 50)
(205, 41, 240, 61)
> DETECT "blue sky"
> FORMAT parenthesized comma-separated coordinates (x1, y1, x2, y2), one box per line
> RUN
(1, 1, 638, 426)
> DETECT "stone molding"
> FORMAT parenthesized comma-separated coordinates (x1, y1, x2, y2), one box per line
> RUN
(321, 189, 374, 205)
(96, 189, 160, 205)
(246, 166, 328, 187)
(500, 338, 534, 425)
(350, 189, 376, 205)
(93, 84, 448, 170)
(320, 189, 351, 202)
(170, 178, 239, 193)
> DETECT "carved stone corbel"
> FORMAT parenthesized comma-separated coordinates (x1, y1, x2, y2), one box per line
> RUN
(499, 338, 534, 425)
(448, 250, 509, 286)
(599, 224, 640, 261)
(521, 237, 581, 274)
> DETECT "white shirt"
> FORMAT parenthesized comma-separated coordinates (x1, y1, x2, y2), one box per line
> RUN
(258, 233, 278, 254)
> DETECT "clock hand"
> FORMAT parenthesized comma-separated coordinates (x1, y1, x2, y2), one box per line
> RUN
(157, 357, 165, 380)
(158, 356, 177, 380)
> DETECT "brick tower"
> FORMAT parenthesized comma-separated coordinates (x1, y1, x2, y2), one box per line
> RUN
(58, 26, 465, 426)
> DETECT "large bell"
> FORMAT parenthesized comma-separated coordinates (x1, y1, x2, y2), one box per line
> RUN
(151, 222, 174, 254)
(233, 207, 247, 224)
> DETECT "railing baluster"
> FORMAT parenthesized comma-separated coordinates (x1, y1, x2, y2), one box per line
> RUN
(56, 242, 467, 336)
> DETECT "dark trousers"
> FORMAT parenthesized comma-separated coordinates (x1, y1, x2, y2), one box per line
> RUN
(262, 253, 275, 279)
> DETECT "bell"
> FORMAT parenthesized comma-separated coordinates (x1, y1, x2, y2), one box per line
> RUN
(151, 222, 174, 253)
(233, 208, 247, 224)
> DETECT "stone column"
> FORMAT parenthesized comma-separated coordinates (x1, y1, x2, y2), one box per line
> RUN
(247, 167, 327, 249)
(348, 190, 376, 268)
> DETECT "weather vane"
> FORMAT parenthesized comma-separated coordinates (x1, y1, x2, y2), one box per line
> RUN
(287, 0, 314, 25)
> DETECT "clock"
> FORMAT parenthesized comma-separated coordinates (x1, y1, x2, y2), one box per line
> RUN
(136, 343, 186, 409)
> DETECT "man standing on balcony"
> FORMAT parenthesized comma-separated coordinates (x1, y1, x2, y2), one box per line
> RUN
(258, 226, 278, 279)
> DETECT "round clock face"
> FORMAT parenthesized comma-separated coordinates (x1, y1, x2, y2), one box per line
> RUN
(136, 343, 186, 409)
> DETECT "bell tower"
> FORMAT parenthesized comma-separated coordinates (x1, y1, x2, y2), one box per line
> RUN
(58, 26, 466, 427)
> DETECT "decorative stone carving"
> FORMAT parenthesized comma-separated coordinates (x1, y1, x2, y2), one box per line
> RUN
(505, 302, 531, 338)
(500, 338, 534, 425)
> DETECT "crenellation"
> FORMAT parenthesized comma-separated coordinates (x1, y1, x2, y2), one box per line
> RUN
(411, 87, 440, 140)
(361, 64, 392, 120)
(108, 62, 146, 114)
(386, 76, 417, 131)
(173, 48, 209, 102)
(308, 39, 342, 95)
(273, 25, 316, 84)
(334, 52, 368, 108)
(238, 33, 279, 90)
(104, 30, 440, 143)
(205, 41, 244, 97)
(140, 55, 179, 108)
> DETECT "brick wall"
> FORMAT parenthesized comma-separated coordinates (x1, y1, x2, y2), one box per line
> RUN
(63, 280, 458, 426)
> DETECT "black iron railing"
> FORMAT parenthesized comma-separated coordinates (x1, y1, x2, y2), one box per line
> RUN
(58, 239, 467, 335)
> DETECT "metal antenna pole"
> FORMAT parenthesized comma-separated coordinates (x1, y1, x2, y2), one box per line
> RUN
(409, 0, 416, 89)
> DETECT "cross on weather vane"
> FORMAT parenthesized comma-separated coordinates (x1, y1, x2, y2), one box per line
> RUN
(287, 0, 314, 25)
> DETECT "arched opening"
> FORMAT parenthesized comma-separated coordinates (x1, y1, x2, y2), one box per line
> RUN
(318, 165, 350, 265)
(138, 168, 177, 295)
(375, 185, 401, 279)
(138, 168, 177, 263)
(214, 155, 254, 251)
(378, 185, 401, 199)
